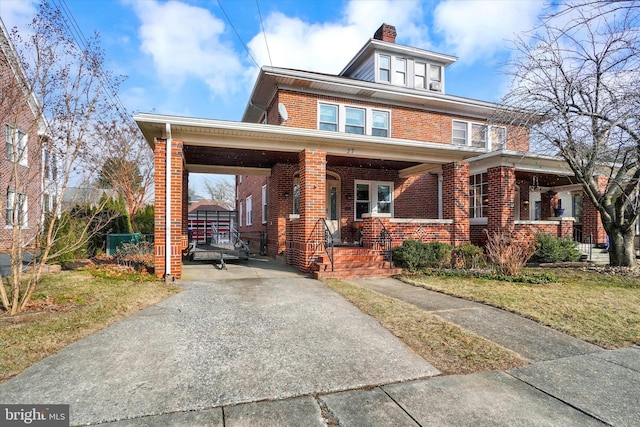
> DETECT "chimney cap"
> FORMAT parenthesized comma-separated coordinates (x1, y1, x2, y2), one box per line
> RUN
(373, 23, 396, 43)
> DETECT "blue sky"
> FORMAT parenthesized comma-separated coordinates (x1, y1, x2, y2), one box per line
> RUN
(0, 0, 549, 193)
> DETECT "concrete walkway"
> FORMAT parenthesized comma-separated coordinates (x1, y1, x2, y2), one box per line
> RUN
(0, 260, 638, 426)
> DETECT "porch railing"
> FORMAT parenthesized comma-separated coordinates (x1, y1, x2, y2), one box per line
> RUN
(573, 227, 593, 262)
(375, 217, 393, 268)
(312, 218, 334, 271)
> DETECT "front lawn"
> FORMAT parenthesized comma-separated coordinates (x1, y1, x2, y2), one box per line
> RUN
(0, 267, 180, 383)
(399, 268, 640, 349)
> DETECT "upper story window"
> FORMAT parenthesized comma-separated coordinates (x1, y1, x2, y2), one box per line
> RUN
(5, 125, 28, 166)
(378, 55, 391, 82)
(319, 104, 338, 131)
(415, 62, 426, 89)
(452, 120, 507, 150)
(394, 58, 406, 86)
(318, 102, 390, 137)
(429, 65, 442, 91)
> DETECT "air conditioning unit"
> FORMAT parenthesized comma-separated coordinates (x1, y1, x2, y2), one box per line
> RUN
(429, 81, 441, 91)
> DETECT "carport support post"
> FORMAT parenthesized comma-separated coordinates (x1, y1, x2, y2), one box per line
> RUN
(298, 149, 326, 272)
(153, 135, 185, 280)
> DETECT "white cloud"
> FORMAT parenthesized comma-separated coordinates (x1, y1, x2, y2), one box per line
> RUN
(0, 0, 38, 32)
(247, 0, 427, 74)
(434, 0, 545, 64)
(130, 0, 244, 97)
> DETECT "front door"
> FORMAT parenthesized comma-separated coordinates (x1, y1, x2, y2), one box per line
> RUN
(326, 178, 341, 242)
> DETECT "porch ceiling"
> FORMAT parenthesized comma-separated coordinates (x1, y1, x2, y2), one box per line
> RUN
(135, 113, 484, 176)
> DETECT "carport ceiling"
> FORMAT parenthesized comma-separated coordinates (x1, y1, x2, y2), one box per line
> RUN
(184, 146, 421, 171)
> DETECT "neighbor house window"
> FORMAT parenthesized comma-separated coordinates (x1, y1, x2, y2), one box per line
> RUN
(371, 110, 389, 137)
(378, 54, 391, 82)
(469, 173, 488, 219)
(239, 202, 243, 228)
(414, 62, 426, 89)
(394, 58, 406, 86)
(261, 185, 267, 224)
(354, 180, 394, 220)
(319, 104, 338, 131)
(6, 190, 27, 227)
(6, 125, 27, 166)
(345, 107, 365, 135)
(246, 196, 252, 226)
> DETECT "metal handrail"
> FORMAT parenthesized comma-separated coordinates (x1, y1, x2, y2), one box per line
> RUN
(375, 217, 393, 268)
(321, 218, 335, 271)
(573, 226, 593, 261)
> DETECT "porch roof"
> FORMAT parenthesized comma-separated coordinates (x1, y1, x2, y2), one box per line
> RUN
(134, 113, 487, 177)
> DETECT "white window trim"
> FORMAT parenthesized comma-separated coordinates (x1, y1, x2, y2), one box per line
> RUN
(318, 102, 391, 137)
(377, 54, 391, 83)
(354, 180, 394, 221)
(261, 185, 267, 224)
(246, 195, 252, 226)
(239, 202, 243, 228)
(6, 125, 28, 166)
(6, 190, 28, 229)
(451, 120, 507, 150)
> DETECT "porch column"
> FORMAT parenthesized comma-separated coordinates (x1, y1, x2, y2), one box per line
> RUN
(582, 176, 607, 245)
(442, 162, 469, 246)
(297, 149, 326, 271)
(487, 166, 516, 234)
(153, 136, 185, 280)
(541, 190, 557, 219)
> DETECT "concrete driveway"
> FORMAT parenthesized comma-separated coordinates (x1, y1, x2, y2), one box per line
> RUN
(0, 259, 438, 425)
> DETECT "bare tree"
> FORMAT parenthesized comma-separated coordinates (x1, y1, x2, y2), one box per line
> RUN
(202, 177, 235, 210)
(0, 2, 122, 314)
(499, 1, 640, 266)
(93, 120, 154, 230)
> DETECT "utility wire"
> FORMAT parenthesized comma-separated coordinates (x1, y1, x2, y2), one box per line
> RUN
(255, 0, 273, 67)
(217, 0, 261, 69)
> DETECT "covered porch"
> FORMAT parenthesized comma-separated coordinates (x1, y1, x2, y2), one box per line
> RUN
(135, 113, 485, 279)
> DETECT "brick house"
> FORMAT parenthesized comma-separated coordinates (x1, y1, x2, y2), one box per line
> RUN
(136, 23, 605, 280)
(0, 18, 54, 250)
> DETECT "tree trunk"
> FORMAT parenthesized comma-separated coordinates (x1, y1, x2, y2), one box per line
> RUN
(608, 227, 637, 267)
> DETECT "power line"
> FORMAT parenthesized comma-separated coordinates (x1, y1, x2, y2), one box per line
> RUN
(217, 0, 261, 69)
(255, 0, 272, 67)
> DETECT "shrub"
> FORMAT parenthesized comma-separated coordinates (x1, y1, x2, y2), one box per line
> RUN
(451, 243, 485, 269)
(531, 233, 582, 263)
(392, 240, 452, 271)
(485, 231, 538, 276)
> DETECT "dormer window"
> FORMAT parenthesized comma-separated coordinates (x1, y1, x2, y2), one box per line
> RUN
(378, 55, 391, 83)
(394, 58, 406, 86)
(415, 62, 426, 89)
(429, 65, 442, 91)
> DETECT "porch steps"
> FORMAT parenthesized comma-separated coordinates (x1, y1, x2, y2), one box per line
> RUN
(312, 247, 403, 279)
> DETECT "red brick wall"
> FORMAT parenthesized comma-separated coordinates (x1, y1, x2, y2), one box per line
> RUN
(236, 174, 268, 252)
(582, 177, 607, 245)
(153, 138, 185, 279)
(274, 90, 529, 150)
(0, 53, 44, 250)
(487, 166, 515, 234)
(442, 162, 470, 245)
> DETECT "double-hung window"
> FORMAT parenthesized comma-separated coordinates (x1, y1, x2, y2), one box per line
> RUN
(6, 125, 28, 166)
(6, 190, 27, 227)
(319, 104, 338, 131)
(378, 55, 391, 82)
(394, 58, 406, 86)
(429, 65, 442, 91)
(318, 103, 390, 137)
(471, 124, 488, 148)
(453, 120, 506, 150)
(415, 62, 426, 89)
(452, 121, 467, 146)
(246, 196, 252, 226)
(261, 185, 267, 224)
(371, 110, 389, 137)
(491, 126, 507, 150)
(345, 107, 365, 135)
(354, 181, 394, 220)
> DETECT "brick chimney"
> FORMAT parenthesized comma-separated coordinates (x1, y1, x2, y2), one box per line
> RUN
(373, 23, 396, 43)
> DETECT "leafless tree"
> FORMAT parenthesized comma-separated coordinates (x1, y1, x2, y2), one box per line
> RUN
(202, 177, 235, 210)
(0, 2, 122, 314)
(499, 1, 640, 266)
(93, 120, 154, 230)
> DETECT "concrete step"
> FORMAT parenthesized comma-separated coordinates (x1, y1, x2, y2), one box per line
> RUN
(314, 266, 404, 280)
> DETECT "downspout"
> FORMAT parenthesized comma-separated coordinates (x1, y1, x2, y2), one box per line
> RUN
(165, 122, 172, 280)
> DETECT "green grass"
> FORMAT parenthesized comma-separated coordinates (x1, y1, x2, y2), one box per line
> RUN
(324, 279, 528, 375)
(399, 268, 640, 349)
(0, 268, 180, 383)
